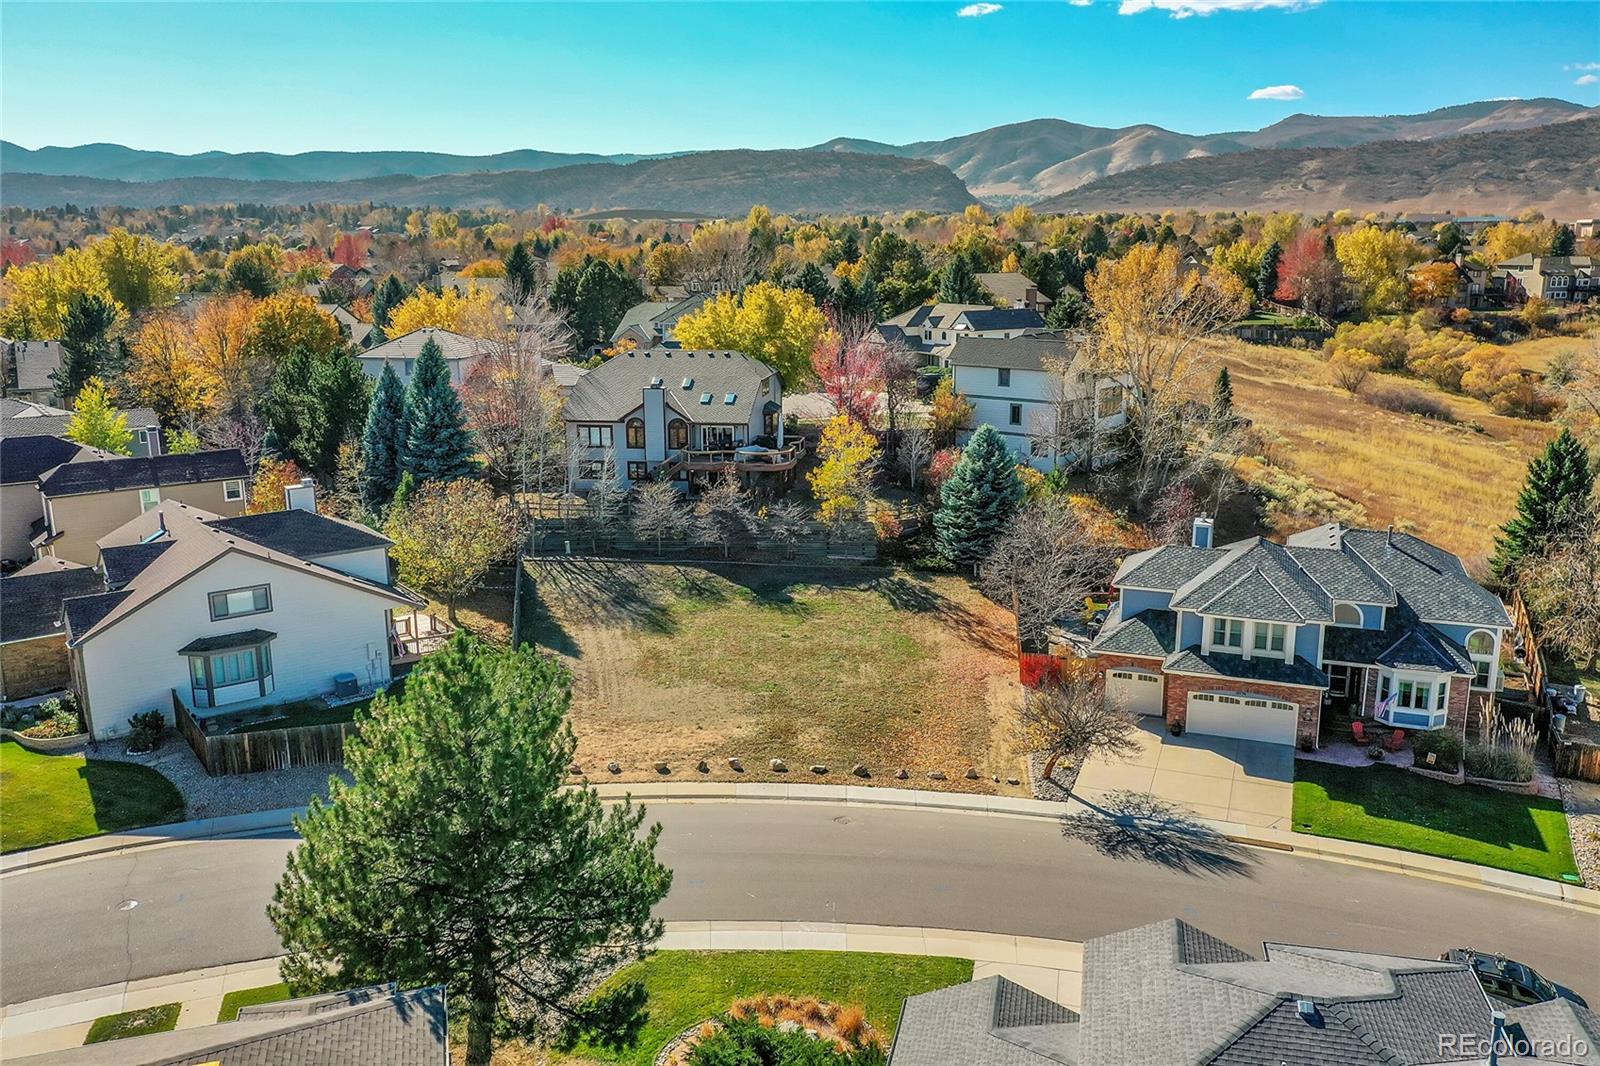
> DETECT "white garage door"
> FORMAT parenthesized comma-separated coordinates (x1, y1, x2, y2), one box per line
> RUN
(1187, 692, 1298, 746)
(1106, 669, 1163, 716)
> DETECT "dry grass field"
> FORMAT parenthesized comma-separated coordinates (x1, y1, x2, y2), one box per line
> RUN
(525, 559, 1028, 792)
(1212, 339, 1553, 569)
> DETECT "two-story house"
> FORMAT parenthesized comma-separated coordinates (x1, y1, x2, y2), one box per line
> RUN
(877, 303, 1047, 363)
(355, 327, 484, 389)
(608, 293, 711, 351)
(948, 333, 1128, 471)
(0, 436, 103, 566)
(974, 271, 1056, 314)
(59, 491, 421, 740)
(1088, 520, 1509, 748)
(3, 396, 165, 457)
(1497, 254, 1596, 304)
(562, 347, 794, 492)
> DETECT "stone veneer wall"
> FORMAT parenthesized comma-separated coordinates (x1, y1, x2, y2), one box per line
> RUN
(0, 636, 71, 702)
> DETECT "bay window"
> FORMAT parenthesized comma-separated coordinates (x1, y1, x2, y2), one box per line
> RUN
(1377, 669, 1451, 729)
(181, 631, 275, 709)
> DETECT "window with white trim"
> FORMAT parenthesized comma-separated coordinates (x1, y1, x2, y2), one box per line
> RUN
(1210, 617, 1244, 651)
(1466, 629, 1496, 689)
(1253, 622, 1287, 655)
(1332, 603, 1363, 627)
(222, 478, 245, 502)
(581, 425, 613, 448)
(138, 487, 160, 513)
(209, 584, 271, 621)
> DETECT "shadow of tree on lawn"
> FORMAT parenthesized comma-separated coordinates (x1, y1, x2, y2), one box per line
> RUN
(1059, 789, 1258, 878)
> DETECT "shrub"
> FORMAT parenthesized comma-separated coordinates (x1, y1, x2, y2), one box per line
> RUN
(1365, 386, 1455, 422)
(19, 698, 82, 739)
(1464, 703, 1536, 783)
(127, 710, 166, 754)
(689, 1015, 885, 1066)
(1411, 728, 1463, 774)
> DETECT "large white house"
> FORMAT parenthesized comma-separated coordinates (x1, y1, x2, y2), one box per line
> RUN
(60, 491, 421, 740)
(948, 333, 1128, 471)
(562, 347, 795, 491)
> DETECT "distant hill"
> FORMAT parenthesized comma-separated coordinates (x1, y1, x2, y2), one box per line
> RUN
(1, 149, 977, 216)
(808, 99, 1594, 200)
(1034, 116, 1600, 217)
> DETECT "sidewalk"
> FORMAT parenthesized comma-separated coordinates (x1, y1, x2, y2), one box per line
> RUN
(0, 923, 1084, 1059)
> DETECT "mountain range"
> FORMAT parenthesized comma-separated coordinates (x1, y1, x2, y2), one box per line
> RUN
(2, 98, 1593, 215)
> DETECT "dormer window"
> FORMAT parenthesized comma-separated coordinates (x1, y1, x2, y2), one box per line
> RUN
(1252, 623, 1287, 655)
(1332, 603, 1363, 627)
(1211, 618, 1244, 650)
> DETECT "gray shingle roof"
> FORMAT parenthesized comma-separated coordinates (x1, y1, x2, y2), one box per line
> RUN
(952, 308, 1047, 332)
(1, 398, 161, 440)
(1335, 527, 1509, 627)
(38, 450, 247, 498)
(100, 541, 173, 588)
(1164, 647, 1329, 688)
(1090, 607, 1175, 658)
(357, 326, 483, 364)
(0, 435, 93, 485)
(1169, 539, 1333, 623)
(207, 509, 391, 557)
(975, 272, 1051, 306)
(1114, 545, 1223, 590)
(0, 563, 104, 643)
(889, 976, 1079, 1066)
(563, 348, 778, 426)
(947, 333, 1080, 373)
(1505, 998, 1600, 1065)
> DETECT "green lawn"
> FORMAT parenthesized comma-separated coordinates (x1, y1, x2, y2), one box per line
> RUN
(564, 950, 972, 1066)
(1292, 761, 1580, 882)
(84, 1003, 180, 1044)
(0, 740, 185, 853)
(217, 982, 292, 1022)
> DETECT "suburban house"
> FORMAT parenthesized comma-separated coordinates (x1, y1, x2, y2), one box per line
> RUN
(35, 449, 250, 566)
(325, 262, 375, 298)
(59, 490, 421, 740)
(1087, 521, 1510, 748)
(355, 326, 484, 388)
(609, 293, 711, 351)
(563, 347, 793, 491)
(3, 396, 165, 457)
(888, 917, 1597, 1065)
(0, 557, 103, 701)
(1406, 255, 1492, 309)
(1497, 254, 1595, 304)
(948, 333, 1128, 471)
(878, 303, 1048, 363)
(975, 271, 1055, 313)
(0, 435, 103, 566)
(318, 302, 376, 349)
(2, 338, 65, 404)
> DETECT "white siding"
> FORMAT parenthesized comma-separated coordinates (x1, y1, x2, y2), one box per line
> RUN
(77, 552, 396, 738)
(304, 546, 391, 584)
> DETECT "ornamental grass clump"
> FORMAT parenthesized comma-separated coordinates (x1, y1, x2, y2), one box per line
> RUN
(1464, 702, 1536, 783)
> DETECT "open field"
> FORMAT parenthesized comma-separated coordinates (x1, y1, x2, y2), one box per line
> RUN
(1496, 333, 1592, 374)
(1213, 339, 1552, 569)
(527, 560, 1025, 791)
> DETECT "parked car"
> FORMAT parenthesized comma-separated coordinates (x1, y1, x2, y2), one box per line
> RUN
(1440, 949, 1589, 1008)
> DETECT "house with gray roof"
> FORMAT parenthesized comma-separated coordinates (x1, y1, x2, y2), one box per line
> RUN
(563, 347, 792, 492)
(0, 558, 104, 701)
(877, 302, 1046, 362)
(975, 272, 1056, 314)
(0, 434, 103, 566)
(1496, 254, 1595, 304)
(609, 293, 711, 351)
(947, 332, 1128, 472)
(2, 338, 65, 405)
(53, 481, 420, 740)
(2, 396, 165, 457)
(14, 983, 447, 1065)
(355, 327, 485, 388)
(1086, 520, 1509, 747)
(889, 918, 1597, 1065)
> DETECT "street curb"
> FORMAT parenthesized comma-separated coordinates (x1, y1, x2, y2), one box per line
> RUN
(5, 785, 1596, 914)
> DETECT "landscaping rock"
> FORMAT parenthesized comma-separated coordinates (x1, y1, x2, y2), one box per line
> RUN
(928, 770, 948, 781)
(696, 759, 710, 774)
(851, 764, 870, 778)
(727, 757, 744, 772)
(965, 767, 980, 780)
(1006, 776, 1020, 786)
(607, 760, 622, 775)
(894, 768, 909, 780)
(770, 758, 788, 773)
(654, 760, 670, 775)
(568, 763, 583, 776)
(809, 764, 828, 775)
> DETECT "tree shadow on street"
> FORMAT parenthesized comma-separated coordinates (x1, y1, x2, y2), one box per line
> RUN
(1059, 789, 1258, 878)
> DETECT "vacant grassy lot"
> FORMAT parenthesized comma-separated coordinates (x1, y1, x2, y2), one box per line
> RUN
(528, 560, 1023, 790)
(561, 950, 972, 1066)
(84, 1003, 180, 1044)
(0, 740, 185, 853)
(1215, 340, 1551, 567)
(1497, 334, 1590, 374)
(1292, 761, 1579, 882)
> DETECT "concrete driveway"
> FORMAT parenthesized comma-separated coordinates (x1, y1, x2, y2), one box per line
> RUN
(1071, 718, 1295, 829)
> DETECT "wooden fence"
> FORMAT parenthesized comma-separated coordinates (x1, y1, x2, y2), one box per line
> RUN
(1506, 588, 1547, 702)
(1551, 715, 1600, 783)
(172, 691, 355, 777)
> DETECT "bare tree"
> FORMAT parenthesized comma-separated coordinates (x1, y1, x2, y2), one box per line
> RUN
(630, 480, 689, 555)
(203, 405, 269, 472)
(692, 469, 757, 558)
(879, 341, 922, 449)
(1031, 341, 1102, 475)
(761, 498, 809, 559)
(896, 425, 934, 492)
(1520, 515, 1600, 671)
(586, 447, 627, 550)
(687, 221, 754, 294)
(980, 496, 1121, 649)
(1023, 671, 1142, 787)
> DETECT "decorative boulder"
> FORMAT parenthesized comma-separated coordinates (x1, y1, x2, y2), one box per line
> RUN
(654, 760, 670, 775)
(851, 764, 870, 778)
(809, 764, 828, 775)
(697, 759, 710, 774)
(965, 767, 980, 780)
(728, 757, 744, 772)
(894, 768, 909, 780)
(770, 758, 788, 773)
(607, 760, 621, 775)
(567, 763, 583, 776)
(928, 770, 948, 781)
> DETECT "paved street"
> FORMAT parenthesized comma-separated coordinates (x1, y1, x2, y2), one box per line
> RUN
(2, 800, 1596, 1007)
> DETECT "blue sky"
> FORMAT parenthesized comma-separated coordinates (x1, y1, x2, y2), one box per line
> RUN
(2, 1, 1596, 156)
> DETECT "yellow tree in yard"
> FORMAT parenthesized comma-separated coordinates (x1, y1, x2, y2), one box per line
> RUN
(387, 479, 522, 623)
(64, 378, 133, 455)
(385, 284, 498, 337)
(807, 414, 879, 525)
(1334, 226, 1423, 315)
(129, 313, 217, 425)
(672, 281, 828, 388)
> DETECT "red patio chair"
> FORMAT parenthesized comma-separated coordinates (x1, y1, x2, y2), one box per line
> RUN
(1350, 720, 1372, 746)
(1383, 728, 1407, 753)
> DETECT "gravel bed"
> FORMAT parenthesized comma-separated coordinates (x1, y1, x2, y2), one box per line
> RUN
(1027, 751, 1079, 802)
(88, 737, 348, 820)
(1558, 777, 1600, 888)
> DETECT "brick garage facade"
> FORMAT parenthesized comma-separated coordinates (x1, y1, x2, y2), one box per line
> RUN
(0, 635, 71, 701)
(1161, 671, 1325, 750)
(1091, 653, 1168, 717)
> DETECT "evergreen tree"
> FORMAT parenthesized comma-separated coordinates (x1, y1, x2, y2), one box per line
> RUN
(269, 633, 671, 1066)
(1045, 290, 1090, 330)
(1492, 428, 1594, 579)
(360, 361, 406, 512)
(793, 262, 833, 307)
(1551, 224, 1577, 257)
(1256, 241, 1282, 300)
(263, 348, 372, 480)
(390, 470, 417, 514)
(1210, 366, 1235, 426)
(370, 275, 407, 340)
(63, 377, 133, 455)
(937, 252, 984, 304)
(1082, 222, 1110, 256)
(934, 424, 1024, 567)
(52, 292, 119, 404)
(550, 257, 645, 350)
(1434, 222, 1466, 258)
(401, 338, 478, 483)
(503, 242, 540, 304)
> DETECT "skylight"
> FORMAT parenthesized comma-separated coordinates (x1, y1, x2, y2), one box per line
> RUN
(724, 393, 737, 404)
(681, 377, 694, 389)
(700, 392, 712, 404)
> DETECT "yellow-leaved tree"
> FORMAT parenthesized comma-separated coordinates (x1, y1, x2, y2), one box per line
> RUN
(671, 281, 827, 388)
(807, 414, 879, 526)
(0, 247, 122, 339)
(129, 313, 217, 425)
(89, 228, 181, 313)
(385, 284, 498, 337)
(1334, 226, 1423, 315)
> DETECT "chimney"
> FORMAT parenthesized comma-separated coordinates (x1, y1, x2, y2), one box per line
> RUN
(1191, 515, 1214, 549)
(1488, 1011, 1506, 1066)
(284, 477, 317, 513)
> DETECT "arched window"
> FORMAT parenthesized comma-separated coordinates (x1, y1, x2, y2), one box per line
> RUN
(625, 417, 645, 449)
(1333, 603, 1363, 627)
(1467, 629, 1496, 689)
(668, 419, 688, 449)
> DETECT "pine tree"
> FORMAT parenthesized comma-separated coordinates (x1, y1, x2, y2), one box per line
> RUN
(1491, 428, 1594, 579)
(1045, 291, 1090, 330)
(934, 424, 1024, 567)
(360, 361, 406, 512)
(269, 633, 671, 1066)
(370, 275, 407, 339)
(1210, 366, 1235, 426)
(793, 262, 833, 307)
(1551, 225, 1576, 257)
(52, 292, 119, 404)
(1256, 241, 1282, 300)
(401, 338, 478, 483)
(64, 377, 134, 455)
(938, 252, 984, 304)
(503, 242, 539, 304)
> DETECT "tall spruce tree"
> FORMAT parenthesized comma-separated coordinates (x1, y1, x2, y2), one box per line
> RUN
(503, 242, 539, 304)
(792, 261, 833, 307)
(370, 275, 407, 340)
(360, 362, 406, 512)
(1256, 241, 1282, 300)
(1492, 428, 1594, 579)
(52, 292, 119, 404)
(401, 338, 478, 483)
(935, 424, 1024, 567)
(1210, 367, 1235, 426)
(938, 252, 984, 304)
(269, 634, 671, 1066)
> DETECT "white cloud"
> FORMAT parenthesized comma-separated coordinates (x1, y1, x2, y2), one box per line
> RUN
(1068, 0, 1094, 6)
(1578, 74, 1600, 86)
(1248, 84, 1306, 101)
(1119, 0, 1319, 17)
(1564, 62, 1600, 71)
(957, 2, 1003, 15)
